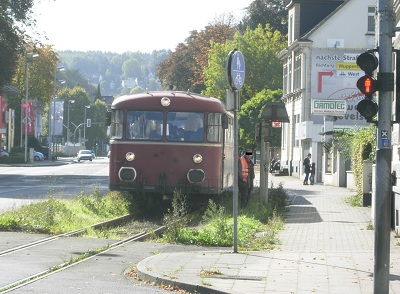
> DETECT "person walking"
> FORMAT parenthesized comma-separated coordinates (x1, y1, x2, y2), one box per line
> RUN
(238, 148, 254, 206)
(303, 153, 311, 185)
(310, 162, 316, 185)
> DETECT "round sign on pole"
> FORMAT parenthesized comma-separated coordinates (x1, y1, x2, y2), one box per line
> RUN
(226, 50, 245, 90)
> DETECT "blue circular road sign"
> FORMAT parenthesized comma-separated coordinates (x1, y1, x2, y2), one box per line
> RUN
(226, 50, 245, 90)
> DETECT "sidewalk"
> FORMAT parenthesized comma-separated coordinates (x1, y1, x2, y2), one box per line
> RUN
(137, 175, 400, 294)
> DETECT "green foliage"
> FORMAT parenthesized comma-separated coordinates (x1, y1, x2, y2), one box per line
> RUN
(268, 182, 290, 213)
(163, 184, 288, 250)
(162, 189, 189, 243)
(238, 88, 283, 148)
(203, 25, 286, 150)
(0, 0, 36, 89)
(337, 125, 376, 205)
(203, 25, 286, 102)
(239, 0, 288, 35)
(0, 190, 130, 234)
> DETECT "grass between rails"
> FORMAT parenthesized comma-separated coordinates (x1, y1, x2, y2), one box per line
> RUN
(0, 183, 289, 251)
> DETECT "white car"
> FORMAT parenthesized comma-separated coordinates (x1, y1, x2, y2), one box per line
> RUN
(77, 150, 93, 162)
(34, 150, 44, 161)
(1, 150, 9, 157)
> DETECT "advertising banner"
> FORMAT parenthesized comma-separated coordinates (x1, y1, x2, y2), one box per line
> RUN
(50, 100, 64, 136)
(22, 101, 34, 135)
(311, 49, 368, 125)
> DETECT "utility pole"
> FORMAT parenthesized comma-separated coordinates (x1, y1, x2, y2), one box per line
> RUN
(375, 1, 394, 292)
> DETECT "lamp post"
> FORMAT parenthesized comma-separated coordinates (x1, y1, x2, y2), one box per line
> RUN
(50, 66, 65, 160)
(83, 105, 90, 147)
(24, 52, 39, 162)
(67, 100, 75, 144)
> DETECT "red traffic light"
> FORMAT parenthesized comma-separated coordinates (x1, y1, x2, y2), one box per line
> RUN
(357, 76, 377, 95)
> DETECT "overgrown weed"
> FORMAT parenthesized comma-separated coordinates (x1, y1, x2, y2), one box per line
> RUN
(0, 189, 130, 234)
(162, 183, 288, 250)
(162, 189, 189, 243)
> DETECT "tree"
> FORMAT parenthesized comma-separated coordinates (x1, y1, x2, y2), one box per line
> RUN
(203, 25, 286, 104)
(157, 42, 195, 91)
(87, 99, 109, 153)
(122, 58, 144, 79)
(0, 0, 37, 90)
(203, 25, 286, 150)
(95, 84, 102, 101)
(239, 0, 288, 35)
(56, 86, 91, 143)
(10, 44, 59, 146)
(157, 17, 236, 92)
(239, 89, 282, 148)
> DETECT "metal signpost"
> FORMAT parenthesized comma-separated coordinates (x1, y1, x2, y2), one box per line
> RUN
(226, 49, 245, 253)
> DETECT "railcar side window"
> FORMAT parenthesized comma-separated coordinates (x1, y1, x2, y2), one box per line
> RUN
(207, 113, 223, 142)
(126, 110, 163, 140)
(166, 112, 204, 142)
(110, 110, 123, 139)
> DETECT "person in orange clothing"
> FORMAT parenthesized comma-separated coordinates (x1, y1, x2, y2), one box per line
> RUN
(238, 148, 254, 207)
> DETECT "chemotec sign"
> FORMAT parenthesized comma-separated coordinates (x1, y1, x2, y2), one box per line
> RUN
(312, 99, 347, 115)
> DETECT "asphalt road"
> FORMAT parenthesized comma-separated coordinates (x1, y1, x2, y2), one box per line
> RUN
(0, 157, 109, 213)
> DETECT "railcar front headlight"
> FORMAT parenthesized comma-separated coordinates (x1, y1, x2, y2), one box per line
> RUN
(193, 154, 202, 164)
(161, 97, 171, 107)
(126, 152, 135, 161)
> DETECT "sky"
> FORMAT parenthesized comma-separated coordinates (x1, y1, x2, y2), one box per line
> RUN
(32, 0, 254, 53)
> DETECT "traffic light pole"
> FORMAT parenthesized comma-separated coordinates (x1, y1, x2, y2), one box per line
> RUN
(375, 1, 394, 292)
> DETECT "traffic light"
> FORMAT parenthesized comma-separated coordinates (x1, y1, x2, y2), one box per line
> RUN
(356, 52, 379, 121)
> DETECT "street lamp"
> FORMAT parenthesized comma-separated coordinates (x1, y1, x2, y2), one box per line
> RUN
(67, 100, 75, 144)
(83, 105, 90, 147)
(24, 52, 39, 162)
(50, 66, 65, 160)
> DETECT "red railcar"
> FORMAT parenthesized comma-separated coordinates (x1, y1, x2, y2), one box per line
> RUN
(107, 91, 234, 201)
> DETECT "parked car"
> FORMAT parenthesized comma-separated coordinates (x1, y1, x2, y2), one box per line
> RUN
(34, 150, 44, 161)
(77, 150, 93, 162)
(1, 150, 9, 157)
(40, 146, 50, 160)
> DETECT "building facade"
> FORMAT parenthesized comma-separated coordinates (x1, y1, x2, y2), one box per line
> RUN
(278, 0, 376, 186)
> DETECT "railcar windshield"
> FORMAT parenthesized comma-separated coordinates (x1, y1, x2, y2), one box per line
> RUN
(110, 109, 224, 143)
(166, 112, 204, 142)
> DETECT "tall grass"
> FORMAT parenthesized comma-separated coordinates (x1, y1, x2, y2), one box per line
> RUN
(162, 183, 288, 250)
(0, 187, 131, 234)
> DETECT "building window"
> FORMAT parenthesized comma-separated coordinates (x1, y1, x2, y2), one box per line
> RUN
(294, 53, 301, 90)
(288, 57, 292, 93)
(289, 15, 293, 43)
(283, 64, 288, 95)
(368, 6, 375, 33)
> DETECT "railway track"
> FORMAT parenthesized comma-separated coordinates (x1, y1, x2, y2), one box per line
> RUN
(0, 214, 166, 293)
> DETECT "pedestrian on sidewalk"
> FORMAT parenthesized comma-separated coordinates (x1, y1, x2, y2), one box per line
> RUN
(309, 162, 316, 185)
(303, 153, 311, 185)
(238, 148, 254, 206)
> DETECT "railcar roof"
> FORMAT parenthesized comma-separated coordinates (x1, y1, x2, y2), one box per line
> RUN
(111, 91, 226, 112)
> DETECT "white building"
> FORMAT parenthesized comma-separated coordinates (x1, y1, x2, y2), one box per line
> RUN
(278, 0, 376, 186)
